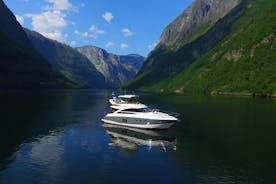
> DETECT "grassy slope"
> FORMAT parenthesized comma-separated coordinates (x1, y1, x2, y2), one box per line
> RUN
(140, 0, 276, 96)
(124, 2, 245, 90)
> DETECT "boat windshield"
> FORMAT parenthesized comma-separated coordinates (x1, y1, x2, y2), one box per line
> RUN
(120, 97, 139, 103)
(141, 108, 151, 112)
(121, 108, 151, 113)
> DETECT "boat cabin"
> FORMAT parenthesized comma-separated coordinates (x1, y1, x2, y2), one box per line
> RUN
(110, 103, 149, 113)
(117, 95, 139, 104)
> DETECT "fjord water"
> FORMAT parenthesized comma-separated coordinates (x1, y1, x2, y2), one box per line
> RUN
(0, 90, 275, 184)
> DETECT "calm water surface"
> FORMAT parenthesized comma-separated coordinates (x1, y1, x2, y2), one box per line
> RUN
(0, 90, 275, 184)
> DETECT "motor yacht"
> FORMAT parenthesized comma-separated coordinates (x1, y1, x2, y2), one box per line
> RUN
(102, 95, 178, 129)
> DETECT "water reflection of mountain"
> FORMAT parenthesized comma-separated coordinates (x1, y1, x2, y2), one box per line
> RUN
(0, 90, 109, 171)
(103, 124, 177, 152)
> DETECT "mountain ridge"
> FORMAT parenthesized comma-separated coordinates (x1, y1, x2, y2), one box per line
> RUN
(0, 0, 76, 89)
(77, 46, 144, 88)
(124, 0, 276, 96)
(127, 0, 243, 89)
(25, 29, 106, 88)
(157, 0, 240, 50)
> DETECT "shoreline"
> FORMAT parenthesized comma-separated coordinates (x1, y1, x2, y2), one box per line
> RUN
(136, 88, 276, 99)
(212, 92, 276, 99)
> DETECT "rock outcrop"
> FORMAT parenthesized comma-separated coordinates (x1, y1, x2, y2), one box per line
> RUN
(77, 46, 144, 88)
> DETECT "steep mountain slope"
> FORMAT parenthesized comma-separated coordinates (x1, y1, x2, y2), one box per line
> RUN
(126, 0, 241, 89)
(146, 0, 276, 96)
(0, 0, 74, 89)
(158, 0, 240, 50)
(77, 46, 144, 87)
(25, 30, 105, 88)
(127, 0, 276, 96)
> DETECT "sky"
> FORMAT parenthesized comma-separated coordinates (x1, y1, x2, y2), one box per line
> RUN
(4, 0, 193, 57)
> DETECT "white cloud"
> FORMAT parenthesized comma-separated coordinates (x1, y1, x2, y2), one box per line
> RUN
(105, 42, 115, 48)
(148, 42, 157, 50)
(89, 25, 105, 38)
(24, 0, 75, 42)
(26, 10, 68, 41)
(74, 26, 104, 39)
(120, 43, 128, 49)
(25, 11, 67, 32)
(122, 28, 134, 37)
(41, 30, 65, 41)
(15, 14, 24, 25)
(74, 30, 80, 35)
(44, 0, 73, 11)
(102, 12, 113, 23)
(82, 32, 89, 37)
(70, 40, 76, 47)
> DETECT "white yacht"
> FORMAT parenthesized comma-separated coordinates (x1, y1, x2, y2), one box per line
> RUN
(102, 94, 178, 129)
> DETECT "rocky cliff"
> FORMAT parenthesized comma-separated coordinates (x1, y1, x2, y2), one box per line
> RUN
(25, 30, 105, 88)
(158, 0, 240, 50)
(77, 46, 144, 88)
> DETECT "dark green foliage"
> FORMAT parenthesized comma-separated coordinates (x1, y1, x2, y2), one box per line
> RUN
(125, 0, 246, 90)
(125, 0, 276, 96)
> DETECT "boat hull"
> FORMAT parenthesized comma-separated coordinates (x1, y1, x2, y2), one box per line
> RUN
(101, 117, 175, 129)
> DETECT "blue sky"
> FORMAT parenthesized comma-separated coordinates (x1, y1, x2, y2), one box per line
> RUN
(4, 0, 193, 56)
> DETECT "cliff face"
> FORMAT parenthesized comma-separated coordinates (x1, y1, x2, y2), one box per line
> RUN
(77, 46, 144, 88)
(25, 30, 105, 88)
(158, 0, 240, 50)
(139, 0, 240, 74)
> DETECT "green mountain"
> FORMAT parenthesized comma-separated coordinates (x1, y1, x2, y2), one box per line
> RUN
(0, 0, 76, 89)
(124, 0, 276, 97)
(25, 30, 105, 88)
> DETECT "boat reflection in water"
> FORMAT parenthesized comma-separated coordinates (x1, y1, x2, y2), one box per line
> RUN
(102, 123, 177, 152)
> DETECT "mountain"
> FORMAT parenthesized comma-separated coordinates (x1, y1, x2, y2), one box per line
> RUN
(77, 46, 144, 88)
(0, 0, 75, 89)
(137, 0, 240, 77)
(157, 0, 240, 50)
(25, 30, 105, 88)
(125, 0, 276, 96)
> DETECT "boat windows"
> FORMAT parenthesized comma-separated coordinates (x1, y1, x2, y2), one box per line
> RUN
(120, 108, 151, 113)
(117, 111, 135, 114)
(142, 108, 151, 112)
(116, 97, 139, 104)
(114, 98, 125, 103)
